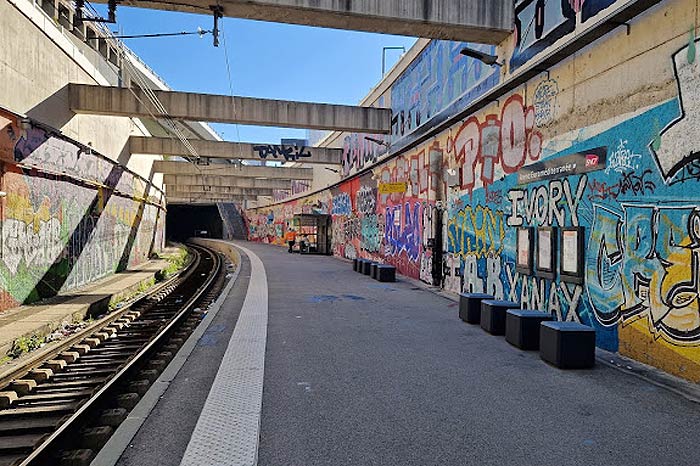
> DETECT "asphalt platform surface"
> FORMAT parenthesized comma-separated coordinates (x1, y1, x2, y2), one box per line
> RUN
(250, 242, 700, 466)
(119, 242, 700, 466)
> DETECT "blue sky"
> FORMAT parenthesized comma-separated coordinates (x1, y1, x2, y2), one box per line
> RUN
(95, 6, 416, 143)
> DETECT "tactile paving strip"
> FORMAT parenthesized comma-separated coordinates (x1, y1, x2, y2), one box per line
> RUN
(180, 243, 268, 466)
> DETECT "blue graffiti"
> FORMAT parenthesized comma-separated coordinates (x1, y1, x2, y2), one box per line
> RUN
(587, 204, 700, 342)
(331, 192, 352, 216)
(385, 203, 421, 261)
(361, 215, 381, 252)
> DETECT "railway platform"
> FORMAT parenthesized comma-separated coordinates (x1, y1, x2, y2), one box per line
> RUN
(101, 240, 700, 466)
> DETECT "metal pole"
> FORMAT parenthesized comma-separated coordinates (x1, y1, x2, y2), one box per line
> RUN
(382, 46, 406, 76)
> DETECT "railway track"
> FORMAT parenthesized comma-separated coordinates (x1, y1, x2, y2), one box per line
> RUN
(0, 243, 229, 466)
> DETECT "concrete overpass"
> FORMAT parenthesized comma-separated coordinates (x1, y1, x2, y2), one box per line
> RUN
(69, 84, 392, 134)
(167, 195, 254, 203)
(163, 175, 293, 190)
(131, 136, 342, 165)
(153, 161, 314, 180)
(106, 0, 512, 44)
(166, 186, 278, 197)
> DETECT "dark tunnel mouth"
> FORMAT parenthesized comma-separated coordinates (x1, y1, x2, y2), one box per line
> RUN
(166, 204, 224, 242)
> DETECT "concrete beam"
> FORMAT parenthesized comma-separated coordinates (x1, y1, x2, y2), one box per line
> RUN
(163, 174, 292, 190)
(166, 185, 277, 197)
(153, 160, 314, 180)
(130, 136, 342, 165)
(69, 84, 392, 134)
(167, 195, 251, 203)
(108, 0, 512, 44)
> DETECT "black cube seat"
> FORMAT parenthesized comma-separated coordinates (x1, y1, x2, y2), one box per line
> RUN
(371, 263, 381, 279)
(480, 300, 520, 335)
(353, 258, 360, 272)
(540, 321, 596, 369)
(362, 260, 375, 276)
(356, 259, 367, 273)
(376, 265, 396, 282)
(458, 293, 493, 324)
(505, 310, 553, 350)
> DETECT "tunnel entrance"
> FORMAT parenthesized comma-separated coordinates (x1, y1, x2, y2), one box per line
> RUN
(166, 204, 224, 242)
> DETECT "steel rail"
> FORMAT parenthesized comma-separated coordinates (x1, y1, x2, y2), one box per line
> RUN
(17, 244, 222, 466)
(0, 249, 196, 391)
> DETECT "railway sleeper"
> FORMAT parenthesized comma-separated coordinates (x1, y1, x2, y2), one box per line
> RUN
(58, 352, 81, 364)
(126, 380, 150, 396)
(0, 431, 49, 454)
(9, 380, 36, 396)
(17, 388, 94, 403)
(97, 408, 127, 427)
(0, 402, 80, 418)
(116, 393, 140, 410)
(0, 413, 67, 435)
(33, 379, 106, 391)
(80, 426, 114, 451)
(59, 448, 94, 466)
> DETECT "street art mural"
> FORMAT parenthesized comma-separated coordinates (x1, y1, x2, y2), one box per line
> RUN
(0, 109, 165, 311)
(511, 0, 627, 70)
(391, 41, 499, 139)
(247, 14, 700, 381)
(341, 40, 500, 177)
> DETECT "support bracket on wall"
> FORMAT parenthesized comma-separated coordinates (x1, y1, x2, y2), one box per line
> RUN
(75, 0, 117, 23)
(610, 21, 631, 35)
(210, 5, 224, 47)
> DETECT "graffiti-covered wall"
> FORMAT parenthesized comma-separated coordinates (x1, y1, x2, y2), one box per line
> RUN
(0, 109, 166, 311)
(249, 0, 700, 382)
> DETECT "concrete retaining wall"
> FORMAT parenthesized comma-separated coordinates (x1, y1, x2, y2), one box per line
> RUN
(0, 108, 166, 309)
(247, 0, 700, 382)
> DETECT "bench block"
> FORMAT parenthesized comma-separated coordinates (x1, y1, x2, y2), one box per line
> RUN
(505, 310, 553, 350)
(362, 260, 375, 275)
(540, 321, 596, 369)
(377, 265, 396, 282)
(458, 293, 493, 324)
(480, 300, 520, 335)
(371, 263, 380, 280)
(356, 259, 367, 273)
(353, 258, 360, 272)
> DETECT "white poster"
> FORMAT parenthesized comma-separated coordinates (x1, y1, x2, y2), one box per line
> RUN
(538, 229, 552, 270)
(562, 230, 579, 274)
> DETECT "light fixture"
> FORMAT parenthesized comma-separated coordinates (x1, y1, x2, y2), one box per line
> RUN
(382, 46, 406, 76)
(364, 136, 390, 148)
(460, 47, 503, 67)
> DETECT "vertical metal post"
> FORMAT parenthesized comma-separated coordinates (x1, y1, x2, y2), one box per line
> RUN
(382, 46, 406, 76)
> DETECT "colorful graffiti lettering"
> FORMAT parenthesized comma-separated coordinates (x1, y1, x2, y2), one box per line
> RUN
(507, 176, 587, 228)
(0, 110, 165, 309)
(385, 202, 421, 262)
(450, 94, 543, 193)
(533, 79, 559, 127)
(447, 205, 506, 260)
(392, 40, 499, 139)
(652, 38, 700, 183)
(587, 204, 700, 344)
(252, 144, 312, 162)
(361, 215, 381, 253)
(332, 192, 352, 216)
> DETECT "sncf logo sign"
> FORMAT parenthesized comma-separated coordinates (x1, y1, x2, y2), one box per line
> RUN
(585, 154, 600, 168)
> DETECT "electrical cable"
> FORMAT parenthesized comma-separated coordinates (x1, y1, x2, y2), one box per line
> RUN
(217, 9, 246, 164)
(95, 30, 212, 40)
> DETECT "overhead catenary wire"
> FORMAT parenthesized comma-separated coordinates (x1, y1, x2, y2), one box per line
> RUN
(83, 0, 203, 163)
(218, 9, 246, 164)
(95, 30, 212, 41)
(85, 0, 252, 205)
